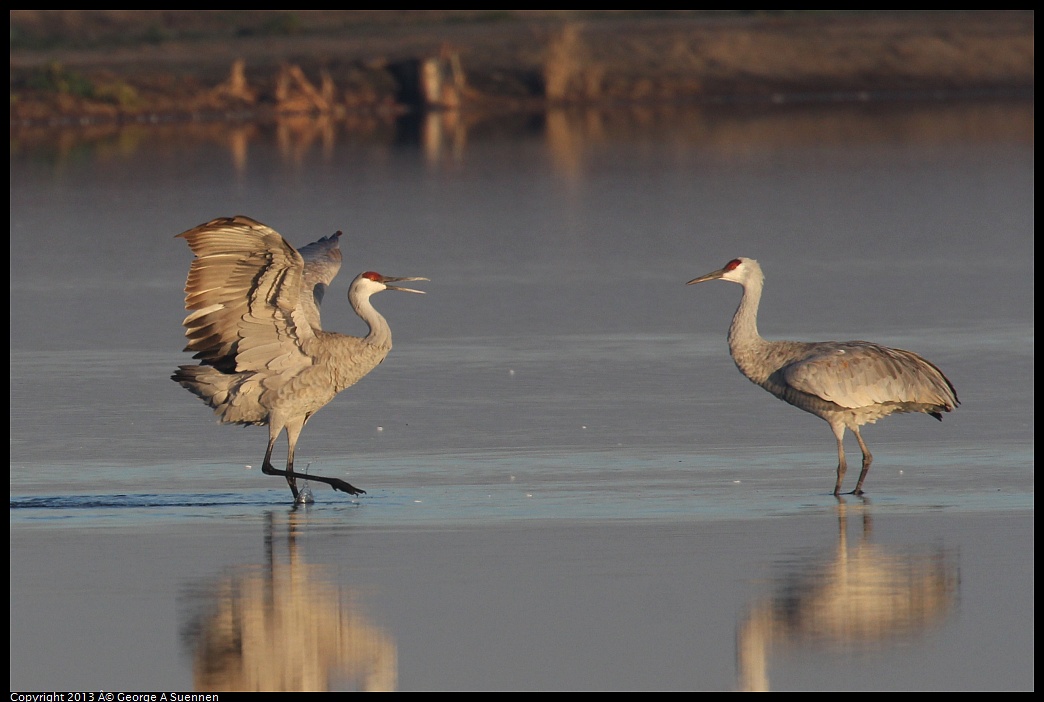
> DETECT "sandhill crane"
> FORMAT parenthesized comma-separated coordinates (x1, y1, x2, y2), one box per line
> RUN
(687, 257, 959, 495)
(172, 215, 426, 502)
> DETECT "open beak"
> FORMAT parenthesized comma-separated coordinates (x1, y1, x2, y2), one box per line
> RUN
(686, 268, 726, 285)
(382, 275, 429, 294)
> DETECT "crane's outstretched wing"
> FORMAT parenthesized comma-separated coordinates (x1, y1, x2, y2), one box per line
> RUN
(783, 342, 959, 412)
(297, 230, 343, 332)
(177, 215, 314, 374)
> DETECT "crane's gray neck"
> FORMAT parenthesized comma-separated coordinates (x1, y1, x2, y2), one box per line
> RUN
(727, 274, 772, 384)
(350, 290, 392, 349)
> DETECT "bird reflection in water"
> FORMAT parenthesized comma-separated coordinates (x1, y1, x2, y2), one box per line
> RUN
(735, 499, 959, 692)
(180, 511, 397, 691)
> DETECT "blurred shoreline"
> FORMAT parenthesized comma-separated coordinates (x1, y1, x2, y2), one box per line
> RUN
(9, 11, 1034, 129)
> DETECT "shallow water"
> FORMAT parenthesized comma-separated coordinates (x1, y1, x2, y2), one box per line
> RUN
(10, 98, 1034, 691)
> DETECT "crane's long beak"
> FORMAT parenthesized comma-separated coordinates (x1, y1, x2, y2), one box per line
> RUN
(686, 268, 726, 285)
(383, 276, 428, 294)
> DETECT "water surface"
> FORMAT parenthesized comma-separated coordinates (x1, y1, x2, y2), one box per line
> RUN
(10, 98, 1034, 691)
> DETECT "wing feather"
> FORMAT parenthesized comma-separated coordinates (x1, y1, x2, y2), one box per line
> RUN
(176, 215, 313, 374)
(783, 342, 958, 410)
(297, 230, 343, 331)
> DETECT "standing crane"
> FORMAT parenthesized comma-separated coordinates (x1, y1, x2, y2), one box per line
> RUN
(687, 257, 959, 495)
(172, 215, 427, 502)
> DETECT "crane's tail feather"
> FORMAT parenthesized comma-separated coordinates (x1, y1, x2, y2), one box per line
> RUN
(172, 365, 265, 426)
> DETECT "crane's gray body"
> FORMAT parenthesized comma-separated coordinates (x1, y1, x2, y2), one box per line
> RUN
(689, 257, 959, 495)
(173, 215, 425, 501)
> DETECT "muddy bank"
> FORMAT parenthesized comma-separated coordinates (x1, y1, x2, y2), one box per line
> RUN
(9, 11, 1034, 127)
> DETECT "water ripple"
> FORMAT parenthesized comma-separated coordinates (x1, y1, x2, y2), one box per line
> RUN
(10, 492, 274, 510)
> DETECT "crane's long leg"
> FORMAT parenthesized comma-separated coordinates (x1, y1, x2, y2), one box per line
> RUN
(259, 421, 366, 499)
(851, 427, 873, 496)
(285, 420, 303, 496)
(831, 424, 847, 496)
(260, 426, 299, 500)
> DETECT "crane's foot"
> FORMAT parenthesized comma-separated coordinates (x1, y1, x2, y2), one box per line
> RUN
(261, 463, 364, 497)
(328, 478, 366, 496)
